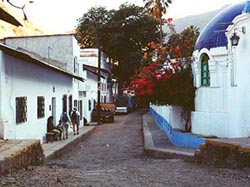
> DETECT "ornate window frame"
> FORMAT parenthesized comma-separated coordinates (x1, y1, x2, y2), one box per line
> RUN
(200, 54, 210, 86)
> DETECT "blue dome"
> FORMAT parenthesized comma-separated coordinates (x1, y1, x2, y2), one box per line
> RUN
(195, 2, 246, 51)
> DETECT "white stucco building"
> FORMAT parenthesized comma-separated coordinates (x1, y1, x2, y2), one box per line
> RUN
(78, 48, 113, 122)
(0, 34, 85, 142)
(0, 42, 84, 142)
(192, 1, 250, 138)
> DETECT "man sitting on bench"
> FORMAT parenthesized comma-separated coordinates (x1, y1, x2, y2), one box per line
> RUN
(47, 116, 62, 142)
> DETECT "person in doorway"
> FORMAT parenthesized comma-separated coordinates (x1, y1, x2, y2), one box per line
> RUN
(70, 106, 80, 135)
(60, 110, 72, 139)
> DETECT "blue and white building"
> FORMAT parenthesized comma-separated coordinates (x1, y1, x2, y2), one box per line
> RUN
(192, 1, 250, 138)
(150, 1, 250, 149)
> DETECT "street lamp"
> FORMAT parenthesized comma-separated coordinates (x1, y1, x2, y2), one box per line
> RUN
(230, 27, 246, 47)
(230, 33, 240, 47)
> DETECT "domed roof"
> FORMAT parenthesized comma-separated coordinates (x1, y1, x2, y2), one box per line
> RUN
(195, 2, 246, 51)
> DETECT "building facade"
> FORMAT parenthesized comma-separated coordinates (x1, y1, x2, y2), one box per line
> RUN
(192, 1, 250, 138)
(0, 43, 83, 142)
(78, 48, 113, 122)
(0, 34, 85, 142)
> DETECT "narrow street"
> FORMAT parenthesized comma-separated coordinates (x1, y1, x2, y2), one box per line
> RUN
(1, 110, 250, 187)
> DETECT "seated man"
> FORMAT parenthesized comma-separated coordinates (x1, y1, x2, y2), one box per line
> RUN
(47, 116, 61, 141)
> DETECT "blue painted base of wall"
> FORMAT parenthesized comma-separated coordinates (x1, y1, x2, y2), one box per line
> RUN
(150, 107, 205, 149)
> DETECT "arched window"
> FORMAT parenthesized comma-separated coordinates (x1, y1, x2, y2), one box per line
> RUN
(201, 54, 210, 86)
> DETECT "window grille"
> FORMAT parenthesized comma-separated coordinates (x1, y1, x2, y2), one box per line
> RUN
(16, 97, 27, 124)
(37, 96, 45, 119)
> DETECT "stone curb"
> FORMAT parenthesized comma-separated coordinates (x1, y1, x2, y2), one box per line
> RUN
(143, 114, 194, 162)
(44, 126, 96, 159)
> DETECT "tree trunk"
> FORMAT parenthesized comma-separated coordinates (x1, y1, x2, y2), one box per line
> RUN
(159, 17, 163, 47)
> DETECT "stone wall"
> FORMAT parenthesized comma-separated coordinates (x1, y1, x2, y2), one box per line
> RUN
(194, 139, 250, 169)
(0, 140, 45, 175)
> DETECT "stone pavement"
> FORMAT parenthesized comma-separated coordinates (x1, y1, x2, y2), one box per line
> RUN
(2, 111, 250, 176)
(0, 125, 95, 175)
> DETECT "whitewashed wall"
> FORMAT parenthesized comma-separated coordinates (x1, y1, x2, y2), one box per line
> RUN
(4, 34, 77, 73)
(227, 13, 250, 137)
(83, 71, 98, 122)
(0, 51, 74, 142)
(150, 104, 186, 131)
(4, 34, 86, 128)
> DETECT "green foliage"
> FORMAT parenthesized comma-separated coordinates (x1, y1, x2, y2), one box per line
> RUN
(75, 7, 112, 48)
(166, 25, 200, 58)
(143, 0, 173, 46)
(150, 61, 195, 112)
(144, 0, 173, 19)
(75, 4, 160, 84)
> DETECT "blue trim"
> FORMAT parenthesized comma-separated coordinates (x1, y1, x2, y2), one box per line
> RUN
(150, 107, 205, 149)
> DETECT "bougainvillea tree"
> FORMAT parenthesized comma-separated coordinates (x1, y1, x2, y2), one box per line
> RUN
(129, 39, 196, 130)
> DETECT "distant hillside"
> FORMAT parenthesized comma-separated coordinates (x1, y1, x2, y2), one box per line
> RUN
(164, 5, 230, 33)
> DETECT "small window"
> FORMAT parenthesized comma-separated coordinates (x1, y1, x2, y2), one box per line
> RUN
(16, 97, 27, 124)
(37, 96, 45, 119)
(201, 54, 210, 86)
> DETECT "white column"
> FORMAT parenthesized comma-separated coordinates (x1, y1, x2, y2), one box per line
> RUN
(0, 51, 8, 139)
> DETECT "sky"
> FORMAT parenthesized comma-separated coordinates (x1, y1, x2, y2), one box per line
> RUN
(11, 0, 243, 33)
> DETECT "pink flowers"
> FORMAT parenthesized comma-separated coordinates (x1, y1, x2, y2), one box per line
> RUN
(129, 41, 195, 110)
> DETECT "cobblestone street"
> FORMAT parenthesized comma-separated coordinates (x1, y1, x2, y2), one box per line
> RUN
(1, 110, 250, 187)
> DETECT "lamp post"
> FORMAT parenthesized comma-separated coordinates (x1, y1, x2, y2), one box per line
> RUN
(97, 47, 101, 125)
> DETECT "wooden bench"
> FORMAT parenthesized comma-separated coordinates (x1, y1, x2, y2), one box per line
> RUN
(46, 132, 56, 143)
